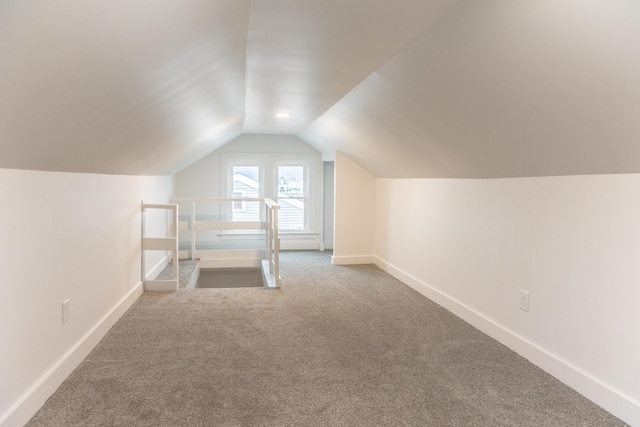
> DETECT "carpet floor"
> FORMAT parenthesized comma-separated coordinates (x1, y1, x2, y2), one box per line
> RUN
(26, 251, 627, 426)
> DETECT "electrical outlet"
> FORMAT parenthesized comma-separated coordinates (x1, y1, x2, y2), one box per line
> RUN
(62, 299, 70, 324)
(519, 290, 529, 312)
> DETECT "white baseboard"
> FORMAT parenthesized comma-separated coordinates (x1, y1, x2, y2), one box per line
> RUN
(143, 279, 178, 292)
(0, 282, 144, 427)
(373, 256, 640, 426)
(145, 253, 171, 281)
(280, 240, 320, 251)
(331, 255, 374, 265)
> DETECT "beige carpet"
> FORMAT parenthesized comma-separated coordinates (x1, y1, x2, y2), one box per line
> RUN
(27, 251, 626, 426)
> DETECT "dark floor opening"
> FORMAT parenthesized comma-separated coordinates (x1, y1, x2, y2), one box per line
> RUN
(196, 267, 263, 288)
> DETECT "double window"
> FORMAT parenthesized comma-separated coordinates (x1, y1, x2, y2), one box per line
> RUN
(222, 153, 317, 233)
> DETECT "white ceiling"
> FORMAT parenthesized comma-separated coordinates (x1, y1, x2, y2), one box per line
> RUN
(243, 0, 457, 134)
(2, 0, 640, 178)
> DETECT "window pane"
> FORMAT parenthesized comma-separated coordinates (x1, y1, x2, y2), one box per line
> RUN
(232, 191, 244, 211)
(278, 166, 304, 197)
(232, 166, 259, 221)
(278, 166, 304, 230)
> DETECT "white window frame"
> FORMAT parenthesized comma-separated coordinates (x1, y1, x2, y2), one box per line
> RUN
(275, 161, 309, 232)
(221, 152, 319, 235)
(222, 159, 265, 223)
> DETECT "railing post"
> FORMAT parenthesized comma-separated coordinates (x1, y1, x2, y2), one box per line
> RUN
(141, 201, 146, 281)
(273, 205, 279, 286)
(190, 201, 196, 260)
(172, 204, 178, 280)
(265, 202, 270, 265)
(141, 202, 179, 291)
(267, 206, 273, 274)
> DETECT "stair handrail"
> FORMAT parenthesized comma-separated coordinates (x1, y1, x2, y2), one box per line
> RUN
(170, 197, 281, 288)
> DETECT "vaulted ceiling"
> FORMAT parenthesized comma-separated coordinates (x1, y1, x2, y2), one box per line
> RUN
(2, 1, 640, 178)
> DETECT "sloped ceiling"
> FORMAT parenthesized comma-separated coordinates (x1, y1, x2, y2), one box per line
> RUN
(2, 1, 640, 178)
(0, 0, 249, 175)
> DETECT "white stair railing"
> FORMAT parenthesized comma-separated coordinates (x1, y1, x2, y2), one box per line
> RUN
(141, 202, 179, 291)
(263, 199, 281, 288)
(170, 197, 281, 289)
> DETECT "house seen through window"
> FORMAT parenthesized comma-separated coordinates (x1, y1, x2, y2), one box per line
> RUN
(232, 166, 260, 221)
(277, 166, 304, 230)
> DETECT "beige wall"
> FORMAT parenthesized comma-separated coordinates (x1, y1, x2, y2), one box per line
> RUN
(0, 170, 172, 426)
(174, 134, 319, 198)
(374, 175, 640, 425)
(332, 151, 376, 264)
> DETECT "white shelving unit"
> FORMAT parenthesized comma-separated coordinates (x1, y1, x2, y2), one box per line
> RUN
(141, 202, 179, 291)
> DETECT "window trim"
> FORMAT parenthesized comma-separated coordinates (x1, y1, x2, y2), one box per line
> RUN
(221, 152, 319, 234)
(276, 163, 307, 231)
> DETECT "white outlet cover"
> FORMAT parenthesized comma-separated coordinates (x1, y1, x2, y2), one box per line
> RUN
(62, 299, 70, 324)
(519, 290, 529, 312)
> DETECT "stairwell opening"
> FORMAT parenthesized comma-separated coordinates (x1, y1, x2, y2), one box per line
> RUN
(195, 267, 263, 289)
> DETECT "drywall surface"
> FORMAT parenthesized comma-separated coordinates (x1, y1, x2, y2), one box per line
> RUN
(173, 134, 322, 250)
(173, 134, 320, 197)
(375, 175, 640, 425)
(0, 169, 172, 426)
(333, 152, 375, 264)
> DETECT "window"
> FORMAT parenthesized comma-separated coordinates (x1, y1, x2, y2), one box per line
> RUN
(221, 153, 317, 235)
(277, 165, 304, 230)
(232, 165, 260, 221)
